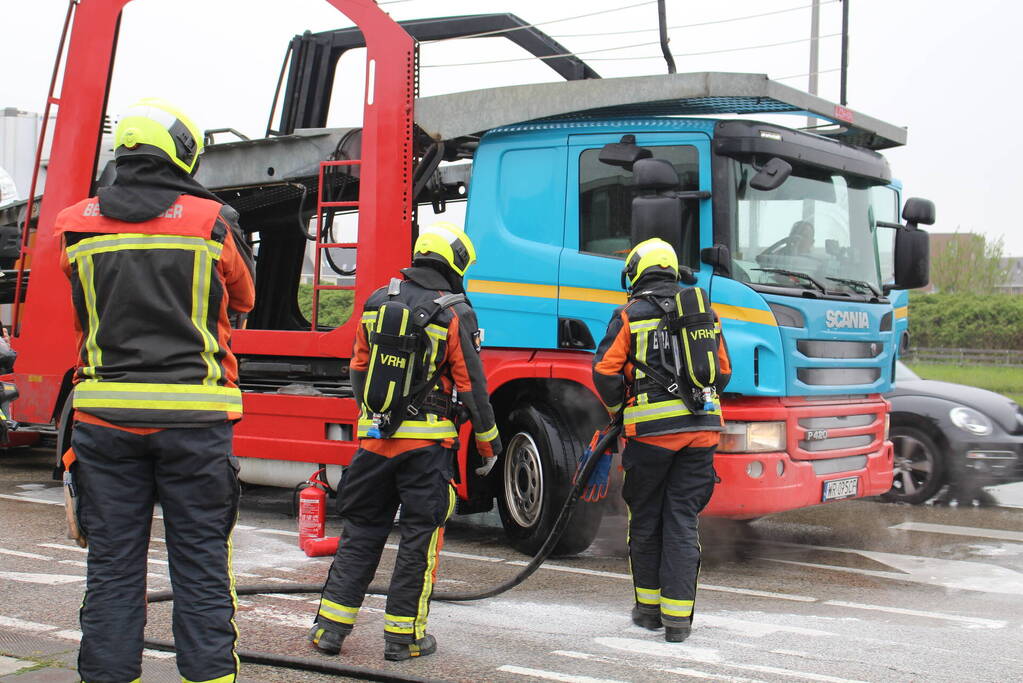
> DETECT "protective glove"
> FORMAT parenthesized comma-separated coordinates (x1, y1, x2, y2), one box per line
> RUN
(475, 455, 497, 477)
(573, 428, 615, 502)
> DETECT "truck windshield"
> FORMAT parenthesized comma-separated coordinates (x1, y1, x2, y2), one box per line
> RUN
(729, 159, 891, 297)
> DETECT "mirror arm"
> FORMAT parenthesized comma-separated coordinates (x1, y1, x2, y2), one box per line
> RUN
(875, 220, 904, 230)
(668, 190, 711, 200)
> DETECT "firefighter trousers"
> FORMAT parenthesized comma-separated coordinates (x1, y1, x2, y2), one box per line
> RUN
(72, 422, 240, 683)
(621, 438, 716, 628)
(316, 443, 456, 643)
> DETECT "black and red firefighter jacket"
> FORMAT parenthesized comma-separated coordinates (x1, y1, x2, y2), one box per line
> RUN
(56, 192, 255, 428)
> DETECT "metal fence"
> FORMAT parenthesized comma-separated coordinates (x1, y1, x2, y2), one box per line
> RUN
(904, 347, 1023, 366)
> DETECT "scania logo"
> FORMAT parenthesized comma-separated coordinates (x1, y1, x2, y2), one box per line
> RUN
(825, 310, 869, 329)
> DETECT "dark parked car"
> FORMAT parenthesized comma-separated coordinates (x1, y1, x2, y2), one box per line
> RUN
(883, 362, 1023, 504)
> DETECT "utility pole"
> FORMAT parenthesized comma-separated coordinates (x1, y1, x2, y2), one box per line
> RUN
(840, 0, 850, 105)
(807, 0, 820, 128)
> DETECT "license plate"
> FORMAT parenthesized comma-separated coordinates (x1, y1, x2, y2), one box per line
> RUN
(822, 476, 859, 502)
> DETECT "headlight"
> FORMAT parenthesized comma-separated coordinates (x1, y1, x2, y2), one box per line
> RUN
(949, 406, 993, 436)
(720, 421, 785, 453)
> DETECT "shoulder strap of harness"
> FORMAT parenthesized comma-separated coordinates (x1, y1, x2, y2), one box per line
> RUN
(405, 292, 468, 417)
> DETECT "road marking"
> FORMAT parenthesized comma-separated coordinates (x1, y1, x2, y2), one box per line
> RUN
(271, 566, 296, 572)
(503, 561, 816, 602)
(0, 655, 34, 675)
(0, 548, 52, 561)
(0, 493, 63, 506)
(265, 593, 307, 601)
(890, 522, 1023, 543)
(700, 584, 816, 603)
(149, 558, 169, 566)
(553, 650, 766, 683)
(144, 649, 176, 659)
(441, 550, 506, 562)
(235, 571, 262, 578)
(59, 560, 87, 568)
(497, 665, 627, 682)
(0, 615, 57, 632)
(254, 528, 299, 537)
(234, 524, 257, 530)
(39, 542, 88, 554)
(761, 541, 1023, 596)
(595, 638, 868, 683)
(0, 571, 85, 585)
(699, 614, 835, 638)
(823, 600, 1007, 629)
(52, 629, 82, 641)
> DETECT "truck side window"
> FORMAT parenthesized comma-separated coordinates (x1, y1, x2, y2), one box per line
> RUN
(578, 145, 700, 265)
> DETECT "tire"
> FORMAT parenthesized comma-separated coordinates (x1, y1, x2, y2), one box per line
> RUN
(497, 403, 603, 557)
(882, 425, 946, 504)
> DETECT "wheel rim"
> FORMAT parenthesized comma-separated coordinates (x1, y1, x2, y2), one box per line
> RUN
(890, 434, 934, 497)
(503, 431, 544, 528)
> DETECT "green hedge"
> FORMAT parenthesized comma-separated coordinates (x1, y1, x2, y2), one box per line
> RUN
(297, 284, 354, 327)
(908, 293, 1023, 350)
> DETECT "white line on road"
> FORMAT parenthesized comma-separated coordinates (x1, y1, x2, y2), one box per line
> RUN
(149, 558, 169, 566)
(553, 650, 767, 683)
(700, 584, 816, 603)
(441, 550, 506, 562)
(823, 600, 1008, 629)
(890, 521, 1023, 543)
(497, 665, 628, 682)
(59, 560, 87, 568)
(0, 655, 34, 675)
(505, 560, 632, 580)
(51, 629, 82, 641)
(0, 494, 62, 506)
(0, 615, 57, 632)
(254, 528, 300, 537)
(0, 548, 52, 561)
(0, 571, 85, 585)
(38, 542, 88, 554)
(595, 638, 869, 683)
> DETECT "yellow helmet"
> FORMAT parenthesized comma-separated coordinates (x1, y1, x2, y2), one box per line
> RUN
(622, 238, 679, 289)
(412, 222, 477, 276)
(114, 98, 203, 175)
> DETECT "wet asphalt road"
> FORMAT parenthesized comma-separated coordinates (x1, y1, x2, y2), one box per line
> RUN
(2, 445, 1022, 683)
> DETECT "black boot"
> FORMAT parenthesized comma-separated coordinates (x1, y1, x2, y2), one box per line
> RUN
(385, 634, 438, 661)
(631, 604, 662, 630)
(308, 623, 347, 655)
(665, 625, 691, 643)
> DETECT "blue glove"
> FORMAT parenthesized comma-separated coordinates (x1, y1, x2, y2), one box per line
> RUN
(574, 429, 614, 502)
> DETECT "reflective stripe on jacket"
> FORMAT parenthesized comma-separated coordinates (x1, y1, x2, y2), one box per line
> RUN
(592, 281, 731, 438)
(56, 194, 255, 427)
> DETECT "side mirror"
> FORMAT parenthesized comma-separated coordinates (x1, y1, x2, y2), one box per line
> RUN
(902, 197, 935, 226)
(749, 157, 792, 191)
(700, 244, 731, 276)
(892, 226, 930, 291)
(599, 134, 653, 171)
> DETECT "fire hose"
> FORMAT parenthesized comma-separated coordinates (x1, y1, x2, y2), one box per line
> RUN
(142, 418, 623, 680)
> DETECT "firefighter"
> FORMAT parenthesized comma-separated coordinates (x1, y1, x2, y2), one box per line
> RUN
(309, 222, 501, 661)
(54, 98, 254, 683)
(592, 238, 731, 643)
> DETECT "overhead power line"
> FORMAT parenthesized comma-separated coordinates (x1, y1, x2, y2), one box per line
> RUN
(421, 32, 841, 68)
(423, 1, 658, 42)
(551, 0, 839, 38)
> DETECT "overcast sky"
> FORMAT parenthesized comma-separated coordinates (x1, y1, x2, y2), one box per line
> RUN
(4, 0, 1022, 255)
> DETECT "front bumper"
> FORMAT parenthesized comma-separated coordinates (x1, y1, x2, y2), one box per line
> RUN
(705, 394, 894, 518)
(947, 437, 1023, 486)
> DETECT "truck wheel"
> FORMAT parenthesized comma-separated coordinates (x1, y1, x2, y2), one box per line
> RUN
(882, 425, 946, 504)
(497, 404, 603, 557)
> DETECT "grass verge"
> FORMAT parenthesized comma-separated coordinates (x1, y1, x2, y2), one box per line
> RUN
(905, 362, 1023, 405)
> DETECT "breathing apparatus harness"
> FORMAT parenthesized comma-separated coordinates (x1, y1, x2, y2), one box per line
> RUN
(363, 278, 467, 438)
(625, 284, 722, 416)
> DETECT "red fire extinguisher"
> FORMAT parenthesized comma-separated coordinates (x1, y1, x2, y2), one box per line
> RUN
(298, 469, 328, 551)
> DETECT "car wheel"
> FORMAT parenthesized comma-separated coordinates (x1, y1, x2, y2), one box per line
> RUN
(497, 403, 603, 557)
(882, 425, 946, 504)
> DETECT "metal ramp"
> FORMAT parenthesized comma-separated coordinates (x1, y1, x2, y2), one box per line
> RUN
(415, 71, 907, 150)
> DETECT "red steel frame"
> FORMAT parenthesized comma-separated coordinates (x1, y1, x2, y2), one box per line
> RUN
(10, 0, 892, 517)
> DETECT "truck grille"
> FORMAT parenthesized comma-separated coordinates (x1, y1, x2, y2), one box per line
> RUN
(797, 340, 882, 359)
(786, 398, 885, 470)
(797, 367, 881, 385)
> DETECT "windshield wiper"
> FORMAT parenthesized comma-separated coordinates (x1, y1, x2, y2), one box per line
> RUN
(752, 268, 828, 295)
(826, 276, 881, 298)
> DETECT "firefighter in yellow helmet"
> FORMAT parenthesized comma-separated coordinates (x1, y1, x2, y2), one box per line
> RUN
(54, 98, 254, 682)
(310, 222, 500, 661)
(592, 238, 731, 643)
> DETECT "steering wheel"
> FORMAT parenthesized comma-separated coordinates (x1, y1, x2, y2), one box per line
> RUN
(755, 236, 794, 264)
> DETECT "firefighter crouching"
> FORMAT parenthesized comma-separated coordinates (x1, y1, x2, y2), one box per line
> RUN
(592, 238, 731, 643)
(310, 222, 502, 661)
(54, 98, 255, 683)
